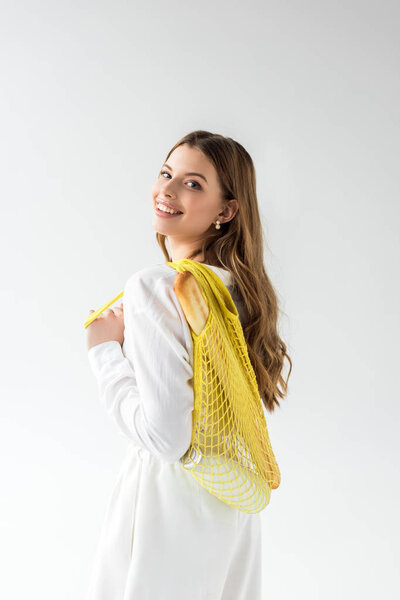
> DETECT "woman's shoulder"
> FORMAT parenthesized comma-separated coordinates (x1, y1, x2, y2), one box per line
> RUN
(123, 263, 179, 311)
(125, 262, 177, 287)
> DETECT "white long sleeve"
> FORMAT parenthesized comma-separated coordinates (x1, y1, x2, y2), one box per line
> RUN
(87, 265, 195, 463)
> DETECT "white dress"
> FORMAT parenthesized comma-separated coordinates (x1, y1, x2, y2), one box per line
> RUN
(85, 262, 262, 600)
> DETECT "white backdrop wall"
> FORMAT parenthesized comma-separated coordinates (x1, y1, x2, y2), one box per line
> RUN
(1, 1, 399, 598)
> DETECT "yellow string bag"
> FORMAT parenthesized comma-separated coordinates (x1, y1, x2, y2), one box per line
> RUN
(165, 259, 281, 514)
(82, 259, 281, 514)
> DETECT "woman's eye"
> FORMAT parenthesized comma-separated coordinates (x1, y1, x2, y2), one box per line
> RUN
(159, 170, 202, 190)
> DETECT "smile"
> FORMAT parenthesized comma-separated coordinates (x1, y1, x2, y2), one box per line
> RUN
(154, 203, 183, 218)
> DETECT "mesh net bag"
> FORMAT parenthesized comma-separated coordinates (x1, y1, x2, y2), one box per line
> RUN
(165, 259, 281, 514)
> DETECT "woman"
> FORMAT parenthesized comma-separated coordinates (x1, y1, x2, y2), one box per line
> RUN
(84, 130, 292, 599)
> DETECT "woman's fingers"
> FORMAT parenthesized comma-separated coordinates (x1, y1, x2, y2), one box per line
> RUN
(87, 305, 123, 318)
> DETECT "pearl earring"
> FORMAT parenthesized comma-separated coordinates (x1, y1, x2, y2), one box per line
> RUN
(215, 220, 221, 229)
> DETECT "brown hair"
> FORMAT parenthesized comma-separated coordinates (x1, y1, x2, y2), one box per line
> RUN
(156, 130, 292, 412)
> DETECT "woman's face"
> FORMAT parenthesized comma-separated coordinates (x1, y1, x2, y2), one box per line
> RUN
(151, 144, 226, 240)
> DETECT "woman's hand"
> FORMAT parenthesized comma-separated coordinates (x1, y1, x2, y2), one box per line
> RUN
(86, 303, 125, 351)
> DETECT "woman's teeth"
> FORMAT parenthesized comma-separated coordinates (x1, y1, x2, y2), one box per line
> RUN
(156, 203, 182, 215)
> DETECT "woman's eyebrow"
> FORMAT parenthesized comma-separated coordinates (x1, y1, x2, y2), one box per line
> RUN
(163, 163, 208, 183)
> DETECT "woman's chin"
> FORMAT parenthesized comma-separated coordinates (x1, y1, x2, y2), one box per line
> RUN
(151, 216, 180, 234)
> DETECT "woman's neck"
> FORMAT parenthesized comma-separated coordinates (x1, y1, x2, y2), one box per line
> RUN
(189, 253, 223, 269)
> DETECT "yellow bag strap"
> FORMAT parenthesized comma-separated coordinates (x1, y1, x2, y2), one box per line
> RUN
(83, 290, 124, 329)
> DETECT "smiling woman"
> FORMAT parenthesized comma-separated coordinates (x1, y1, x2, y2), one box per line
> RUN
(85, 129, 291, 600)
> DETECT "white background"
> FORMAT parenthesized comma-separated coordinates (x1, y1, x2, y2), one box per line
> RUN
(1, 1, 399, 598)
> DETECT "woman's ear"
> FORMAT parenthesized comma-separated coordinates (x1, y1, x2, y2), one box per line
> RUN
(219, 199, 239, 223)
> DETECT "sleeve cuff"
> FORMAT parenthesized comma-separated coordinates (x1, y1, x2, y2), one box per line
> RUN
(87, 340, 123, 378)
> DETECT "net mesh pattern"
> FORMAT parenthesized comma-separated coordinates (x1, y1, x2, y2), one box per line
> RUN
(166, 259, 281, 514)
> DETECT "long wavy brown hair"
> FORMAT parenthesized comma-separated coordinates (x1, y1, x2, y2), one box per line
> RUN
(156, 130, 292, 413)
